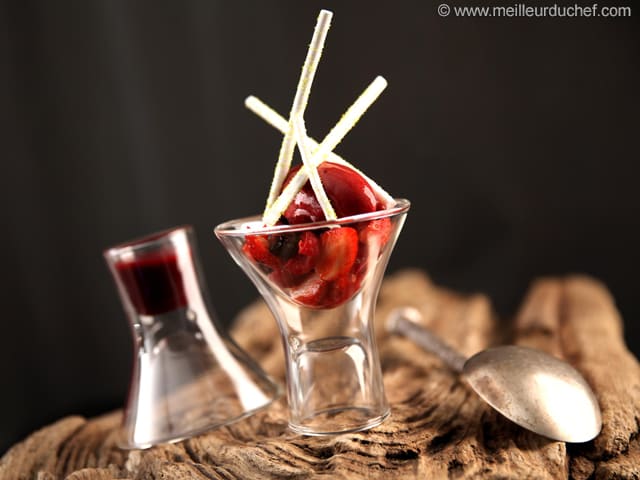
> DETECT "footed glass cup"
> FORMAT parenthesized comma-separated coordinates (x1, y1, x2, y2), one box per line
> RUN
(215, 199, 410, 435)
(104, 226, 281, 449)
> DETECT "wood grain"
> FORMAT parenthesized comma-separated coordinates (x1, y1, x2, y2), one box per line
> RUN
(1, 270, 638, 479)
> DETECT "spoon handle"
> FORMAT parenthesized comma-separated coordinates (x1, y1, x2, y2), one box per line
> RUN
(386, 307, 467, 373)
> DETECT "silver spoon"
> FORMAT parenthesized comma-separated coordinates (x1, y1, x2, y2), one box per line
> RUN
(386, 307, 602, 443)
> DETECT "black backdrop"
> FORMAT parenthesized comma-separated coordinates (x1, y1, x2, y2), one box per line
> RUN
(1, 0, 638, 453)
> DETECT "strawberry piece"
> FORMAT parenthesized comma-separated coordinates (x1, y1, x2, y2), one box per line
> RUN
(269, 269, 303, 289)
(242, 235, 280, 270)
(359, 217, 392, 247)
(316, 227, 359, 281)
(284, 254, 316, 276)
(352, 241, 370, 280)
(298, 231, 320, 257)
(324, 273, 360, 307)
(290, 273, 328, 307)
(283, 231, 320, 276)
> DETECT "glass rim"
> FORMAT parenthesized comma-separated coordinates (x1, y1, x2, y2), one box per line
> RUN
(214, 198, 410, 237)
(103, 224, 193, 258)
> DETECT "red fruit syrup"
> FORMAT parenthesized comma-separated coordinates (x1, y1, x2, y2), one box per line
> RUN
(115, 251, 188, 315)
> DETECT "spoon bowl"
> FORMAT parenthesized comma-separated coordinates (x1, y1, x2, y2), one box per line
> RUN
(386, 307, 602, 443)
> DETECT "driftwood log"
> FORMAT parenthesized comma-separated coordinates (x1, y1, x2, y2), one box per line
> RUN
(2, 270, 639, 479)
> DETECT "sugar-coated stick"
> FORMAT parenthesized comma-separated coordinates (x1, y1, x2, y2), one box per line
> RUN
(292, 116, 337, 221)
(245, 96, 289, 133)
(245, 87, 394, 211)
(263, 77, 388, 223)
(262, 171, 303, 226)
(264, 10, 332, 219)
(314, 76, 387, 160)
(246, 76, 385, 163)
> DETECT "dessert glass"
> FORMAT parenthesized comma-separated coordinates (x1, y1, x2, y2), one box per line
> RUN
(104, 226, 281, 448)
(215, 199, 409, 435)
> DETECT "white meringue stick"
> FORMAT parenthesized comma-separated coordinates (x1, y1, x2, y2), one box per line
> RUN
(245, 95, 289, 133)
(264, 9, 333, 218)
(312, 75, 387, 163)
(292, 115, 337, 221)
(246, 77, 394, 214)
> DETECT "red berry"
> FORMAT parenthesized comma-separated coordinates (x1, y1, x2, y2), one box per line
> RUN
(281, 231, 320, 276)
(269, 269, 303, 288)
(352, 240, 370, 280)
(290, 273, 328, 307)
(324, 273, 360, 307)
(316, 227, 359, 281)
(298, 231, 320, 256)
(359, 217, 392, 247)
(242, 235, 280, 270)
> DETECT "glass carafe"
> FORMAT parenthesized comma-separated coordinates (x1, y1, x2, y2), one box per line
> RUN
(104, 226, 281, 449)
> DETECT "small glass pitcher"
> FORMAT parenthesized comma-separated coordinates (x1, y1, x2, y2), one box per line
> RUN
(104, 226, 281, 449)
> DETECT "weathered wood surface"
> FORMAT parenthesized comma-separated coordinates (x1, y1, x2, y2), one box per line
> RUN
(2, 270, 639, 479)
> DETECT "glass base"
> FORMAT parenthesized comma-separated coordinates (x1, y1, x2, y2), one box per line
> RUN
(289, 406, 390, 436)
(117, 389, 282, 449)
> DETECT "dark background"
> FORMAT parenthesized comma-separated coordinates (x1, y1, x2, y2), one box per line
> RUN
(1, 0, 638, 454)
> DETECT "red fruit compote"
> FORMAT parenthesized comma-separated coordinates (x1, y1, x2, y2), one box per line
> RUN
(217, 162, 408, 309)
